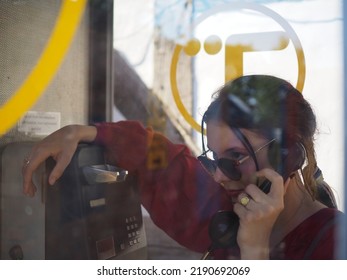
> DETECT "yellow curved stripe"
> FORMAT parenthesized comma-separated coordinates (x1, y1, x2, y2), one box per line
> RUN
(0, 0, 87, 136)
(170, 44, 201, 132)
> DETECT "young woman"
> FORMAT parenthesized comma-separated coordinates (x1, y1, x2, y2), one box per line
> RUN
(22, 75, 342, 259)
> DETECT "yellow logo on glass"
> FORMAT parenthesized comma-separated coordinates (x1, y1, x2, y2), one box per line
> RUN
(170, 3, 306, 132)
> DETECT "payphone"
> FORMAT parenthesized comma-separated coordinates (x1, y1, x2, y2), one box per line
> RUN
(0, 142, 147, 259)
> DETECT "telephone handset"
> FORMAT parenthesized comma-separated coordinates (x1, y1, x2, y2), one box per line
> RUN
(205, 142, 306, 256)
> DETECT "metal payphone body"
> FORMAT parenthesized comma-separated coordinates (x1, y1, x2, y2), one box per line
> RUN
(0, 142, 147, 259)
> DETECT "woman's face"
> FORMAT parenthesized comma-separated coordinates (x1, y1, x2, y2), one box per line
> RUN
(206, 119, 272, 198)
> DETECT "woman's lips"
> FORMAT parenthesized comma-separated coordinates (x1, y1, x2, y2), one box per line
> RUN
(224, 189, 244, 202)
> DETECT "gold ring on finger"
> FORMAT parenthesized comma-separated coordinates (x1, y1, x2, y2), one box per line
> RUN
(240, 196, 250, 207)
(23, 157, 30, 166)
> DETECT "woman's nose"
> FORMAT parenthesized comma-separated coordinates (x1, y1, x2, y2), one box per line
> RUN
(213, 167, 229, 184)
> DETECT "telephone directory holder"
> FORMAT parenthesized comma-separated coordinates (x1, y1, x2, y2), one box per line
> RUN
(201, 142, 306, 260)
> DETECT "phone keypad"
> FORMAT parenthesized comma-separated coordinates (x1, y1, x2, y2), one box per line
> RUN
(125, 215, 141, 247)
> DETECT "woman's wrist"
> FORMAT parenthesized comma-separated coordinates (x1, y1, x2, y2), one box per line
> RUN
(67, 125, 97, 143)
(240, 246, 270, 260)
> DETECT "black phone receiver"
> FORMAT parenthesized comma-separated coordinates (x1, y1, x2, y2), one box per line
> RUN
(206, 142, 306, 252)
(207, 179, 271, 251)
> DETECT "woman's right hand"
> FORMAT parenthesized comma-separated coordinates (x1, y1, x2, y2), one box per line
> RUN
(22, 125, 97, 197)
(234, 168, 286, 259)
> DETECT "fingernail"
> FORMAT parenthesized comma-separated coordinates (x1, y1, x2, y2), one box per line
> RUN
(250, 173, 258, 184)
(49, 177, 56, 185)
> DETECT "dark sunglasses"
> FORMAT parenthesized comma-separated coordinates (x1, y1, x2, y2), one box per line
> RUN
(197, 139, 275, 181)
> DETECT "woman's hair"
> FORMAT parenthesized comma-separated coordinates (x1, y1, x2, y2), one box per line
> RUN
(203, 75, 320, 198)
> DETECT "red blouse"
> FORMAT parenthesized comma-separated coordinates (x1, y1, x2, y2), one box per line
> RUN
(94, 121, 342, 259)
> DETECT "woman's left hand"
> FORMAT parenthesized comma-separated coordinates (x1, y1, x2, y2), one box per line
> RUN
(233, 168, 286, 259)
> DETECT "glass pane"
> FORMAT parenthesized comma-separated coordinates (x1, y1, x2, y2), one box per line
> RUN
(114, 0, 344, 259)
(0, 0, 344, 261)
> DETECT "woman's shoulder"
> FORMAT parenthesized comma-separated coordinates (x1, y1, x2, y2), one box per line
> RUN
(308, 207, 343, 222)
(293, 207, 342, 237)
(281, 207, 343, 259)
